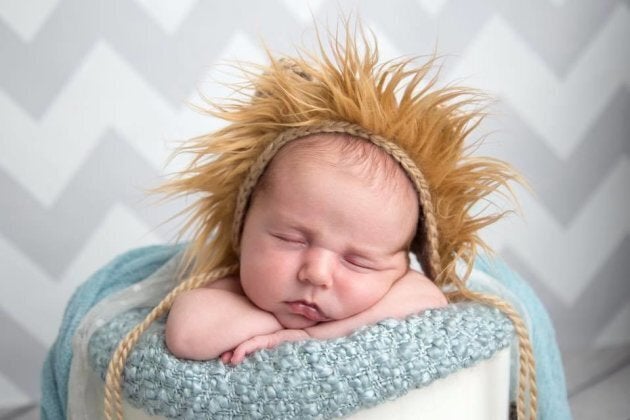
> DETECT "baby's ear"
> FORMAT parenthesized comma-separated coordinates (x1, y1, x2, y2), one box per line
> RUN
(278, 58, 313, 81)
(255, 58, 312, 98)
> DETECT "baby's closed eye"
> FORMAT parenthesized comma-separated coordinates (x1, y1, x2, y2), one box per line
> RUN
(271, 233, 307, 246)
(342, 256, 376, 271)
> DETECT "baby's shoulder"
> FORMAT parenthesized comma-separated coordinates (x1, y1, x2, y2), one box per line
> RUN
(400, 269, 448, 307)
(401, 269, 433, 285)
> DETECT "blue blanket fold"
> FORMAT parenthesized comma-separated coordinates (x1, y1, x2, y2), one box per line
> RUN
(40, 244, 571, 420)
(40, 245, 183, 420)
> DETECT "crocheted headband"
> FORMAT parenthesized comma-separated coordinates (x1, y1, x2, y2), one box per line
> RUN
(104, 27, 537, 420)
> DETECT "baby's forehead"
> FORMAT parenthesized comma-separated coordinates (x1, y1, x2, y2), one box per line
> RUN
(270, 133, 401, 177)
(261, 133, 418, 199)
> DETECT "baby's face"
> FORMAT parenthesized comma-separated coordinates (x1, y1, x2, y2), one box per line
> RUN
(239, 136, 419, 329)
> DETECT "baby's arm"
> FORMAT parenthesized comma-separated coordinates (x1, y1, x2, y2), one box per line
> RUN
(227, 270, 446, 363)
(164, 277, 283, 360)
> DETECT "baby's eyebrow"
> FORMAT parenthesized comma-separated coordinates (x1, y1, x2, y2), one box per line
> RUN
(344, 245, 390, 261)
(266, 213, 306, 231)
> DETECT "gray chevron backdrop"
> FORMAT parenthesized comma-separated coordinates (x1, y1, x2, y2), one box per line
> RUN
(1, 0, 629, 418)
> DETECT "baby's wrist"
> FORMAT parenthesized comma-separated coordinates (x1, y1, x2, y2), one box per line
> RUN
(276, 329, 310, 343)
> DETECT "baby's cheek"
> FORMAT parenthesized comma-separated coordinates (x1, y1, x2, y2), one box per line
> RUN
(247, 245, 286, 270)
(265, 249, 302, 273)
(338, 278, 389, 314)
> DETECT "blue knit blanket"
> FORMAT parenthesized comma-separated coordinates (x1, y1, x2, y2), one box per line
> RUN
(40, 244, 572, 419)
(88, 304, 512, 419)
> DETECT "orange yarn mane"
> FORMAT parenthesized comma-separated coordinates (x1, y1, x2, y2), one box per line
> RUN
(159, 27, 519, 289)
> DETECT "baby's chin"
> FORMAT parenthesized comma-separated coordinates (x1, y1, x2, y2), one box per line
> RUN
(276, 312, 322, 330)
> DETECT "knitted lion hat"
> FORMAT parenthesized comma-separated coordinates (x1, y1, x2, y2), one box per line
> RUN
(105, 25, 537, 419)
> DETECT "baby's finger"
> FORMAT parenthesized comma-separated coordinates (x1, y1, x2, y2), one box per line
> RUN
(220, 351, 233, 364)
(231, 337, 265, 364)
(230, 344, 250, 364)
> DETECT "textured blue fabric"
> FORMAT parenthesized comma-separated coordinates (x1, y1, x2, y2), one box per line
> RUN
(40, 245, 183, 420)
(475, 255, 572, 420)
(89, 304, 513, 419)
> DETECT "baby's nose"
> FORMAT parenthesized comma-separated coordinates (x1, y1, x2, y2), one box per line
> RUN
(298, 248, 333, 287)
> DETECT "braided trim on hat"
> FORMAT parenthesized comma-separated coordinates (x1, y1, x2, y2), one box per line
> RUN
(231, 121, 442, 281)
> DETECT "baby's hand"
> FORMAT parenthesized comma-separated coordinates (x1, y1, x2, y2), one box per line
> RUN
(221, 329, 310, 365)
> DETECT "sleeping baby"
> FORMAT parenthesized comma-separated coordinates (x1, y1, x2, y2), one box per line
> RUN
(165, 133, 447, 364)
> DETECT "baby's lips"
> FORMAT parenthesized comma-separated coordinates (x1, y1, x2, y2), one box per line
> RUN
(287, 301, 329, 322)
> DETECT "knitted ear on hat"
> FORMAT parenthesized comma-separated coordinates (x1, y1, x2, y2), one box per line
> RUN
(159, 27, 520, 288)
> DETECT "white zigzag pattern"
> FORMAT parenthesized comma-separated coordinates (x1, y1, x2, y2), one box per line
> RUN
(281, 0, 325, 23)
(0, 0, 60, 41)
(448, 4, 630, 159)
(0, 32, 261, 207)
(482, 157, 630, 305)
(596, 301, 630, 347)
(0, 204, 161, 347)
(417, 0, 449, 17)
(0, 41, 175, 206)
(132, 0, 199, 34)
(0, 371, 31, 409)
